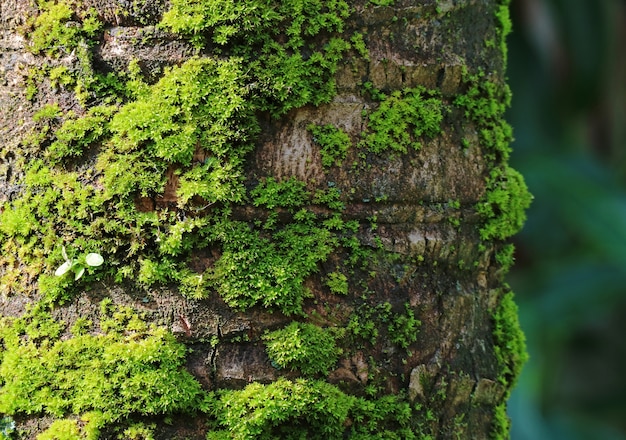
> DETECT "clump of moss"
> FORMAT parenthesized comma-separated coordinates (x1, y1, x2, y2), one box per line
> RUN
(208, 214, 337, 315)
(476, 165, 532, 241)
(251, 176, 310, 228)
(308, 124, 351, 167)
(454, 73, 513, 162)
(361, 87, 443, 154)
(102, 57, 255, 205)
(0, 160, 107, 299)
(486, 287, 528, 435)
(206, 378, 352, 439)
(0, 302, 205, 432)
(263, 322, 341, 375)
(23, 0, 119, 105)
(325, 270, 349, 294)
(492, 289, 528, 387)
(454, 71, 532, 243)
(120, 423, 156, 440)
(47, 105, 116, 162)
(490, 402, 511, 440)
(206, 378, 416, 439)
(37, 418, 88, 440)
(494, 242, 516, 273)
(495, 0, 513, 65)
(347, 302, 420, 349)
(27, 0, 102, 56)
(160, 0, 351, 115)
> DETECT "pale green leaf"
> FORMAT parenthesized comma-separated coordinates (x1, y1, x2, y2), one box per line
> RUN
(74, 266, 85, 281)
(55, 260, 72, 277)
(85, 253, 104, 267)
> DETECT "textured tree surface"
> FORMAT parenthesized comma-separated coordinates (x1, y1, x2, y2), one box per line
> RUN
(0, 0, 530, 439)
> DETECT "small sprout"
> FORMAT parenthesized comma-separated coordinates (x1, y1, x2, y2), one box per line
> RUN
(54, 246, 104, 281)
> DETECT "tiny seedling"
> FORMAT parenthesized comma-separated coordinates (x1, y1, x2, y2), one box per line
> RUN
(55, 246, 104, 280)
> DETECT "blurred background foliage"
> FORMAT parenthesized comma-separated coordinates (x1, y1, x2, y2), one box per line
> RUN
(506, 0, 626, 438)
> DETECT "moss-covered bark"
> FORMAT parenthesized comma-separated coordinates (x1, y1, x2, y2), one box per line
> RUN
(0, 0, 530, 438)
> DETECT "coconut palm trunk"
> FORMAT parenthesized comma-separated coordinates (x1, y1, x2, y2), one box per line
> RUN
(0, 0, 530, 438)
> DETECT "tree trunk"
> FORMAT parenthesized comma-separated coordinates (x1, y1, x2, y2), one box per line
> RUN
(0, 0, 530, 439)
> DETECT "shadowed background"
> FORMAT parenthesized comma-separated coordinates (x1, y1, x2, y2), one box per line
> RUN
(507, 0, 626, 438)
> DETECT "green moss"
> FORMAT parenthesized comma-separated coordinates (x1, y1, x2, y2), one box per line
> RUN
(489, 290, 526, 440)
(103, 57, 255, 203)
(490, 402, 510, 440)
(37, 419, 84, 440)
(251, 177, 309, 211)
(493, 289, 528, 387)
(263, 322, 341, 375)
(350, 33, 370, 61)
(308, 124, 351, 167)
(388, 303, 421, 349)
(6, 0, 529, 436)
(495, 243, 516, 272)
(454, 73, 513, 161)
(0, 203, 37, 237)
(0, 161, 108, 298)
(361, 87, 443, 154)
(27, 0, 102, 56)
(495, 1, 513, 65)
(160, 0, 351, 115)
(206, 378, 352, 439)
(313, 187, 345, 211)
(454, 70, 532, 244)
(5, 0, 365, 311)
(24, 1, 113, 106)
(0, 303, 205, 432)
(47, 106, 115, 162)
(206, 378, 415, 439)
(348, 302, 420, 349)
(325, 270, 349, 295)
(33, 103, 62, 122)
(120, 423, 156, 440)
(476, 165, 532, 241)
(208, 214, 338, 315)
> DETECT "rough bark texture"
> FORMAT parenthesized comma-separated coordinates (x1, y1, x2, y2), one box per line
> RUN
(0, 0, 529, 439)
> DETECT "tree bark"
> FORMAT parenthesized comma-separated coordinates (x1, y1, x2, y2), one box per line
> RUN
(0, 0, 529, 439)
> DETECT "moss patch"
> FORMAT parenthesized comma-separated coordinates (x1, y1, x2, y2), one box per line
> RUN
(347, 301, 421, 350)
(160, 0, 351, 115)
(476, 165, 532, 241)
(0, 302, 205, 435)
(308, 124, 351, 168)
(493, 289, 528, 387)
(207, 211, 339, 315)
(361, 87, 443, 154)
(206, 378, 416, 439)
(27, 0, 102, 57)
(263, 322, 342, 375)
